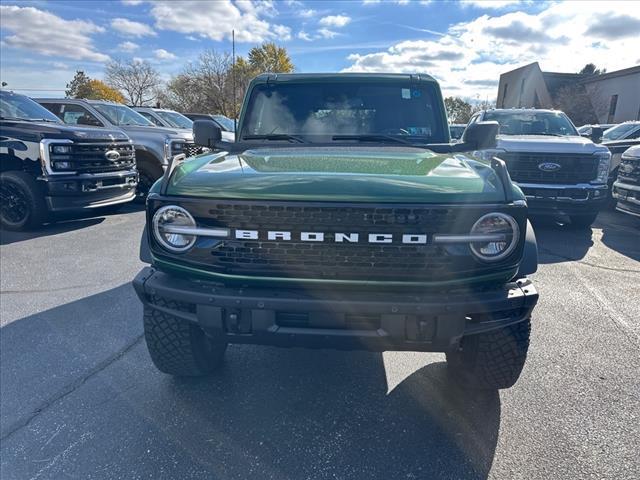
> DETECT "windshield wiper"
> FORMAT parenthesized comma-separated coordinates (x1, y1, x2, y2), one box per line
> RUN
(0, 116, 58, 123)
(243, 134, 308, 143)
(332, 134, 416, 146)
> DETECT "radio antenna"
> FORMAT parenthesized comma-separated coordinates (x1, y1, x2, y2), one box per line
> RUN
(232, 29, 237, 137)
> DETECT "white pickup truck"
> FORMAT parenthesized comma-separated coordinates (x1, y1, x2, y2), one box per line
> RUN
(469, 109, 611, 227)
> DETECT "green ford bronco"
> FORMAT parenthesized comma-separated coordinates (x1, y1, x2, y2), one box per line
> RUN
(133, 73, 539, 389)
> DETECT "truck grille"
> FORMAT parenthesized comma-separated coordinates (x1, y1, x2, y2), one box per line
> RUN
(497, 152, 598, 184)
(183, 143, 207, 158)
(617, 155, 640, 185)
(154, 201, 524, 282)
(50, 142, 135, 174)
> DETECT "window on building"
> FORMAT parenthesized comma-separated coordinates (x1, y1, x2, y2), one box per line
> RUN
(607, 94, 618, 123)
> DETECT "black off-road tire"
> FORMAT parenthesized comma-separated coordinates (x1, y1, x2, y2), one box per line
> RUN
(569, 212, 599, 229)
(446, 319, 531, 390)
(143, 302, 227, 376)
(136, 160, 163, 202)
(0, 171, 47, 231)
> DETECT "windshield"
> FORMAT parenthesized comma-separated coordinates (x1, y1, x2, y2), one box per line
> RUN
(0, 92, 61, 123)
(603, 123, 640, 141)
(155, 110, 193, 129)
(483, 111, 578, 136)
(241, 81, 447, 143)
(213, 115, 235, 132)
(93, 103, 153, 126)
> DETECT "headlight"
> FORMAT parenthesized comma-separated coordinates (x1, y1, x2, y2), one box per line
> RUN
(51, 145, 72, 154)
(594, 151, 611, 183)
(473, 148, 506, 162)
(469, 212, 519, 262)
(152, 205, 197, 252)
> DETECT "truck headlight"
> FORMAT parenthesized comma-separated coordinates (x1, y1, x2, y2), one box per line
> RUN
(594, 151, 611, 183)
(152, 205, 197, 252)
(51, 145, 72, 154)
(473, 148, 506, 162)
(469, 212, 519, 262)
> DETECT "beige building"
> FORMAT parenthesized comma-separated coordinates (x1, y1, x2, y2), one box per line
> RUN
(496, 62, 640, 124)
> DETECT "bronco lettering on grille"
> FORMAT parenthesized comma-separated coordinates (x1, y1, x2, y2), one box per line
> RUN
(232, 230, 428, 244)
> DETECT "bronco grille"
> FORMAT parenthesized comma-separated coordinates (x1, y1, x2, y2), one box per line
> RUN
(153, 201, 524, 282)
(497, 152, 598, 184)
(49, 142, 135, 174)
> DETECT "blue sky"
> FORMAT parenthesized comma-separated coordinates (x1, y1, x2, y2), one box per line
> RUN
(1, 0, 639, 101)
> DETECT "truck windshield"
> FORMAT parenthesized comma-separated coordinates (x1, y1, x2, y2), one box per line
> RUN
(483, 111, 578, 136)
(155, 110, 193, 129)
(241, 81, 447, 143)
(0, 91, 61, 123)
(602, 123, 640, 141)
(93, 103, 153, 127)
(213, 115, 235, 132)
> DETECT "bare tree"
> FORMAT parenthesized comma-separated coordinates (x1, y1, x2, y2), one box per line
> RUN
(105, 59, 161, 106)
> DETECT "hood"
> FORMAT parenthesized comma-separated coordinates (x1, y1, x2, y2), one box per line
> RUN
(496, 135, 605, 154)
(164, 146, 512, 203)
(119, 124, 193, 140)
(0, 119, 129, 142)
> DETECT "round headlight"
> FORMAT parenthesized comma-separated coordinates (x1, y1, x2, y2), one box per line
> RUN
(469, 212, 519, 262)
(152, 205, 196, 252)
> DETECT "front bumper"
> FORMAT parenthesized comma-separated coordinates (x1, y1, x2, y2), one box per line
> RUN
(133, 267, 538, 352)
(518, 182, 607, 217)
(612, 181, 640, 218)
(43, 169, 138, 212)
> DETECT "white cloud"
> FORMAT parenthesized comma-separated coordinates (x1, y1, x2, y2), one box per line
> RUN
(343, 1, 640, 100)
(111, 17, 157, 37)
(147, 0, 290, 43)
(319, 15, 351, 28)
(0, 5, 109, 62)
(318, 28, 339, 39)
(461, 0, 520, 9)
(297, 30, 313, 41)
(154, 48, 176, 60)
(118, 41, 139, 52)
(299, 9, 316, 18)
(121, 0, 143, 5)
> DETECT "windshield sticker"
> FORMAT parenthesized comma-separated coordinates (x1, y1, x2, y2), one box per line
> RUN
(401, 88, 411, 99)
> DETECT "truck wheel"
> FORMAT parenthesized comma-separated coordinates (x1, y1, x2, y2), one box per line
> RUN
(569, 212, 599, 229)
(0, 171, 47, 231)
(143, 303, 227, 376)
(136, 161, 163, 202)
(446, 319, 531, 390)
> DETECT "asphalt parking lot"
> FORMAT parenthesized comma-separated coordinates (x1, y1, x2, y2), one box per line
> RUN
(1, 205, 638, 479)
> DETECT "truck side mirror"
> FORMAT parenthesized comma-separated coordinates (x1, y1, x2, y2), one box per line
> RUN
(590, 126, 603, 144)
(193, 120, 222, 148)
(461, 121, 499, 150)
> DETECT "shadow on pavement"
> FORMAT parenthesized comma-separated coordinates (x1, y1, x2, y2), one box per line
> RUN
(531, 217, 594, 264)
(1, 283, 500, 479)
(0, 203, 144, 246)
(596, 210, 640, 262)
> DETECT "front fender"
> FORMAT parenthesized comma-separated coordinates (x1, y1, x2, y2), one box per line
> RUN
(517, 220, 538, 277)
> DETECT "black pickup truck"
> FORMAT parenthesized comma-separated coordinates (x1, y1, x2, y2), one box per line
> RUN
(0, 90, 137, 230)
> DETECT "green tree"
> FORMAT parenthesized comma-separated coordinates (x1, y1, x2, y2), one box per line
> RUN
(444, 97, 473, 124)
(65, 71, 91, 98)
(247, 42, 294, 74)
(579, 63, 606, 75)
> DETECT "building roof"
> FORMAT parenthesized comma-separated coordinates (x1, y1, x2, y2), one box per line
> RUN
(579, 64, 640, 84)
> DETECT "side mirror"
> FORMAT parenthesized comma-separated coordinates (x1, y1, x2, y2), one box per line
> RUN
(461, 121, 499, 150)
(193, 120, 222, 148)
(590, 126, 603, 144)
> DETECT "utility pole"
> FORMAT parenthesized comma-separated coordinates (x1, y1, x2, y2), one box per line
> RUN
(232, 29, 237, 135)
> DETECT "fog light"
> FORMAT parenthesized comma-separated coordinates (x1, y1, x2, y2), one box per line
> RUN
(54, 161, 72, 169)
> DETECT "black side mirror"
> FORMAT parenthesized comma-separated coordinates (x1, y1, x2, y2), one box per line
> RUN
(590, 126, 603, 144)
(193, 120, 222, 148)
(461, 121, 499, 150)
